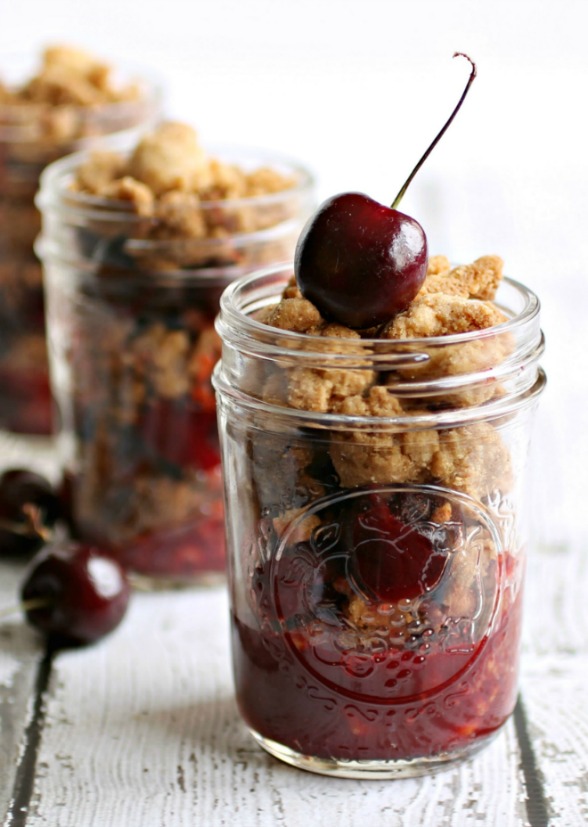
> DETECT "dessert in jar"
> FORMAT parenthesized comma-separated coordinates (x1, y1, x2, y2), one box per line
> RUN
(36, 121, 315, 585)
(213, 56, 546, 777)
(0, 45, 161, 435)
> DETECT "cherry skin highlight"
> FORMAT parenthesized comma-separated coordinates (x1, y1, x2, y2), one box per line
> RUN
(295, 192, 428, 329)
(20, 542, 131, 648)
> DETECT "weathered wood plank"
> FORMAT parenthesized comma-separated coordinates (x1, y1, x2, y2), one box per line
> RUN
(0, 562, 44, 822)
(20, 585, 531, 827)
(523, 535, 588, 657)
(520, 656, 588, 827)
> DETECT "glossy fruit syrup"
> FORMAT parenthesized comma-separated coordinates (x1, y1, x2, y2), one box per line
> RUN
(231, 494, 522, 763)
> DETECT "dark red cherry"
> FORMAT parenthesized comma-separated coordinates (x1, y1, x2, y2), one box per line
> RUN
(20, 542, 130, 648)
(295, 193, 428, 328)
(295, 53, 476, 329)
(347, 494, 446, 603)
(0, 468, 61, 556)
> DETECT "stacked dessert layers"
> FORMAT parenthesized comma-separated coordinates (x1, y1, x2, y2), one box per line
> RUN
(0, 45, 156, 434)
(40, 122, 309, 580)
(225, 255, 526, 761)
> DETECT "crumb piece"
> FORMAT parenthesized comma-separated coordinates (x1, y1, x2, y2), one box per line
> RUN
(130, 323, 191, 399)
(439, 536, 498, 620)
(73, 151, 126, 194)
(101, 176, 155, 216)
(382, 292, 507, 339)
(431, 501, 452, 523)
(346, 592, 416, 637)
(431, 422, 512, 498)
(245, 166, 296, 196)
(12, 45, 138, 107)
(272, 508, 321, 544)
(283, 277, 302, 299)
(264, 297, 323, 332)
(127, 122, 212, 195)
(150, 191, 207, 239)
(420, 256, 504, 301)
(329, 387, 439, 487)
(426, 255, 451, 276)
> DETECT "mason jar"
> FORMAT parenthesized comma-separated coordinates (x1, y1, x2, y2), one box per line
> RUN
(0, 51, 160, 435)
(213, 262, 546, 778)
(36, 150, 314, 586)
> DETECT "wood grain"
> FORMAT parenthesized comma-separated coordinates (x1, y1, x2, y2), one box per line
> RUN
(15, 585, 532, 827)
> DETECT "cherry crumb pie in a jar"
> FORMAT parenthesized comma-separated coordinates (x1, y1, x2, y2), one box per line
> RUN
(0, 45, 160, 435)
(36, 121, 315, 586)
(214, 54, 545, 777)
(214, 253, 545, 776)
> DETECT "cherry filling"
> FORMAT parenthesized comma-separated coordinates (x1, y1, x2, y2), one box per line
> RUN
(347, 494, 447, 603)
(234, 492, 520, 762)
(64, 294, 225, 579)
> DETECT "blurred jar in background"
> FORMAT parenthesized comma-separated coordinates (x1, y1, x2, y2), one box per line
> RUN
(0, 45, 161, 435)
(37, 122, 315, 586)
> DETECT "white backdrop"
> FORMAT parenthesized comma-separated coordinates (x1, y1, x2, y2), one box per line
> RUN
(2, 0, 585, 540)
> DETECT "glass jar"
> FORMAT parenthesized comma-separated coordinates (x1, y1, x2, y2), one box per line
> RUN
(0, 52, 161, 435)
(36, 151, 314, 587)
(213, 263, 546, 778)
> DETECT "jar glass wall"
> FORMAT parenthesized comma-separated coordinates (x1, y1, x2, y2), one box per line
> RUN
(37, 151, 314, 586)
(214, 264, 546, 778)
(0, 50, 161, 435)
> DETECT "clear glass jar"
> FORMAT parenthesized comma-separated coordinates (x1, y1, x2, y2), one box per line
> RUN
(36, 151, 314, 587)
(0, 53, 161, 435)
(213, 263, 546, 778)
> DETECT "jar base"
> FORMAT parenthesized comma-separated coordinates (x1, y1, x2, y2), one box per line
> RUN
(249, 727, 500, 779)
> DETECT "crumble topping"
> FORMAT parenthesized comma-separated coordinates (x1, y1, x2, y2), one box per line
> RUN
(71, 122, 299, 242)
(254, 254, 512, 490)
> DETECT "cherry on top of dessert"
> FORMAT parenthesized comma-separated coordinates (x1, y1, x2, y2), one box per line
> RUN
(295, 53, 477, 330)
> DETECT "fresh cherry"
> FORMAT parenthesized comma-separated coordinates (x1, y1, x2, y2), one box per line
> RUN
(346, 494, 447, 603)
(295, 192, 427, 328)
(0, 468, 61, 556)
(295, 53, 477, 329)
(20, 542, 131, 648)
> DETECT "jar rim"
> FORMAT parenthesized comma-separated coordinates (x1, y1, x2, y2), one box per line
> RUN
(213, 262, 546, 427)
(36, 144, 316, 220)
(0, 53, 162, 144)
(217, 263, 541, 350)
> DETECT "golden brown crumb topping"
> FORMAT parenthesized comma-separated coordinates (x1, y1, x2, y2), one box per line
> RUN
(255, 255, 513, 503)
(1, 45, 140, 107)
(70, 122, 299, 242)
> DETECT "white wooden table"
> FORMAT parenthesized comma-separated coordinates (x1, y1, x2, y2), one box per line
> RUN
(1, 425, 587, 827)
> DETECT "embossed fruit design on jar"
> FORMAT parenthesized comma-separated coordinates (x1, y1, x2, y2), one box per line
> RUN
(213, 53, 545, 778)
(214, 260, 545, 777)
(36, 122, 314, 585)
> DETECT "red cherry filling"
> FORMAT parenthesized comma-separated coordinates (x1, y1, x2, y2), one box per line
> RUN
(138, 400, 220, 471)
(20, 542, 130, 648)
(348, 495, 447, 603)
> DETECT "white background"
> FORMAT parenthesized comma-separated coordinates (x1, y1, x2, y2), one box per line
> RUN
(2, 0, 585, 540)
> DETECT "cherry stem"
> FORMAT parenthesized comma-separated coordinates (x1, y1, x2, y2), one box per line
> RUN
(0, 598, 51, 622)
(391, 52, 477, 210)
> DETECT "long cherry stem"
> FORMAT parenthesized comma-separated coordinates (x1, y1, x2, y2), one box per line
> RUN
(391, 52, 477, 210)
